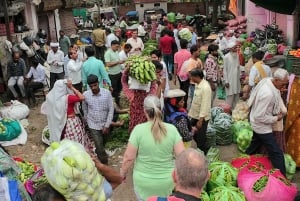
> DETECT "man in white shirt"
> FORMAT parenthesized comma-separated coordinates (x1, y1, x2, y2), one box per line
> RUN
(105, 28, 119, 48)
(119, 43, 132, 71)
(248, 51, 272, 89)
(214, 33, 227, 52)
(246, 68, 289, 176)
(126, 30, 144, 56)
(24, 59, 46, 104)
(67, 49, 83, 91)
(47, 42, 64, 89)
(137, 22, 146, 41)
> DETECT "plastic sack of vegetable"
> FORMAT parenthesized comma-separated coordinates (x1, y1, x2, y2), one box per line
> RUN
(232, 101, 249, 122)
(232, 121, 251, 143)
(209, 186, 246, 201)
(206, 147, 220, 164)
(231, 155, 273, 170)
(284, 154, 296, 180)
(237, 165, 297, 201)
(217, 86, 226, 100)
(206, 123, 216, 147)
(214, 113, 233, 145)
(210, 107, 224, 124)
(236, 129, 253, 152)
(41, 140, 107, 201)
(178, 28, 192, 42)
(0, 118, 22, 141)
(208, 161, 238, 188)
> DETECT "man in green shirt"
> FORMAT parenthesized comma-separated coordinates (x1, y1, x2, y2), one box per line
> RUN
(59, 30, 71, 56)
(104, 40, 124, 106)
(82, 46, 112, 91)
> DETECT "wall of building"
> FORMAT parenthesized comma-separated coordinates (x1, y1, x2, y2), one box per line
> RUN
(118, 5, 136, 17)
(135, 2, 168, 22)
(167, 2, 205, 16)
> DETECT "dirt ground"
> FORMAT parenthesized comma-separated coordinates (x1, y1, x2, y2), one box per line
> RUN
(3, 90, 300, 201)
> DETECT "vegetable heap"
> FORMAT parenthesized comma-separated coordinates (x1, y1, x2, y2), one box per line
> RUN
(213, 113, 233, 145)
(236, 127, 253, 153)
(142, 40, 158, 56)
(232, 102, 249, 122)
(284, 154, 297, 180)
(209, 186, 246, 201)
(15, 158, 37, 183)
(289, 49, 300, 58)
(41, 140, 107, 201)
(126, 56, 157, 84)
(208, 161, 238, 188)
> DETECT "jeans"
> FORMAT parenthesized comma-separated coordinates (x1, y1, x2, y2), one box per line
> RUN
(89, 128, 108, 164)
(246, 132, 286, 176)
(26, 81, 44, 103)
(190, 118, 209, 153)
(109, 73, 122, 106)
(163, 54, 174, 74)
(8, 76, 26, 98)
(95, 45, 106, 62)
(50, 72, 64, 90)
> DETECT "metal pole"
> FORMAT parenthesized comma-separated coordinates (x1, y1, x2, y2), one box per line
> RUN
(3, 0, 12, 41)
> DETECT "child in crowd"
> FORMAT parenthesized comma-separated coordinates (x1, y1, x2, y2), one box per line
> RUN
(164, 89, 193, 148)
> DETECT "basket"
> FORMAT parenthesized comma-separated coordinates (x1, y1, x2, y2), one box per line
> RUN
(286, 55, 300, 75)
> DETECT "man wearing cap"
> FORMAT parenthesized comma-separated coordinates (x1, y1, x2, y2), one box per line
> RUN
(83, 74, 114, 164)
(47, 42, 65, 89)
(223, 41, 240, 109)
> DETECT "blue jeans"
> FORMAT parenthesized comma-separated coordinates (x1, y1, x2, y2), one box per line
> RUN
(246, 132, 286, 176)
(163, 54, 174, 74)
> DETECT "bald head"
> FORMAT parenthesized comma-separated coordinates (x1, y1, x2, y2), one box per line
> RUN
(175, 148, 209, 191)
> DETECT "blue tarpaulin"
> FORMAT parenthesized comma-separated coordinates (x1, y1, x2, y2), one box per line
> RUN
(126, 11, 138, 16)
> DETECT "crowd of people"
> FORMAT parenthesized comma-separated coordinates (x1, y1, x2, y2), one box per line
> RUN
(4, 14, 300, 201)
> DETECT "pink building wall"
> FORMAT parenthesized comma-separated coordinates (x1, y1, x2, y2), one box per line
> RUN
(245, 0, 298, 46)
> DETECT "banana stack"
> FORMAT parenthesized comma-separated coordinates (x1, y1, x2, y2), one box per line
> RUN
(126, 56, 157, 84)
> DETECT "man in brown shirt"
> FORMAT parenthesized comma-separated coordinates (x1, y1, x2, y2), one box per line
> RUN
(92, 24, 107, 62)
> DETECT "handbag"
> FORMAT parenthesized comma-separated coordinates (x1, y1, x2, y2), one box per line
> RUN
(0, 172, 22, 201)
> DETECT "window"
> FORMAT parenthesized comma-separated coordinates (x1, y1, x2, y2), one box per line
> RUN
(154, 3, 160, 7)
(140, 3, 144, 7)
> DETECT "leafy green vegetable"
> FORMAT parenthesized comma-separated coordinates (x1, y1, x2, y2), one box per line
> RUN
(210, 186, 246, 201)
(284, 154, 296, 180)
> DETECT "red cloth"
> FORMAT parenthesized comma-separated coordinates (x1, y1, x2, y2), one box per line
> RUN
(159, 35, 175, 55)
(67, 95, 81, 115)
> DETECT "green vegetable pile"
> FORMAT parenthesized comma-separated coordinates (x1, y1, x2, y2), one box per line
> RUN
(284, 154, 296, 180)
(241, 41, 257, 62)
(208, 161, 238, 188)
(266, 39, 277, 55)
(206, 147, 220, 164)
(213, 113, 233, 145)
(15, 160, 36, 183)
(200, 191, 210, 201)
(126, 56, 157, 84)
(210, 186, 246, 201)
(232, 120, 252, 143)
(206, 123, 216, 147)
(41, 140, 107, 201)
(142, 40, 158, 56)
(236, 129, 253, 153)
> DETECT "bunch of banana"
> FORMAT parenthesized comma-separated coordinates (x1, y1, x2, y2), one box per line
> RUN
(126, 56, 157, 84)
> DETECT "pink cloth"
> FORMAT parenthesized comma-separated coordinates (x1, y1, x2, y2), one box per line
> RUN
(174, 49, 191, 75)
(147, 196, 184, 201)
(287, 73, 295, 103)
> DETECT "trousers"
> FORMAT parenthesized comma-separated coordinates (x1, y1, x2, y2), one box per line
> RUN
(226, 93, 239, 109)
(89, 128, 108, 164)
(8, 76, 26, 98)
(190, 118, 209, 154)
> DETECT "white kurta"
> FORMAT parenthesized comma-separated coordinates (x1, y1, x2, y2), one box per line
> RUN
(223, 52, 241, 96)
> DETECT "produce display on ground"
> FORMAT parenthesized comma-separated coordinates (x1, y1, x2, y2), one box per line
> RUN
(213, 113, 233, 145)
(231, 155, 273, 170)
(232, 101, 249, 122)
(209, 186, 246, 201)
(284, 154, 297, 180)
(14, 157, 38, 183)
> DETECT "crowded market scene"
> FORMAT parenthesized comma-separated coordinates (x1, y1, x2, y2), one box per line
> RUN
(0, 0, 300, 200)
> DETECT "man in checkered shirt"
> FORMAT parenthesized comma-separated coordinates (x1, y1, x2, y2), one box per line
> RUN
(83, 74, 114, 164)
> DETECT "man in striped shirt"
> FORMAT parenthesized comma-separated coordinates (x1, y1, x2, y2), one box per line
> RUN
(83, 74, 114, 164)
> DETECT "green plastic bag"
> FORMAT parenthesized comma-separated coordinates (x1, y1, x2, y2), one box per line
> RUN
(0, 119, 22, 141)
(210, 186, 246, 201)
(217, 86, 226, 100)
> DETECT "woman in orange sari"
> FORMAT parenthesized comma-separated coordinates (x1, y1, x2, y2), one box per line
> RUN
(285, 76, 300, 167)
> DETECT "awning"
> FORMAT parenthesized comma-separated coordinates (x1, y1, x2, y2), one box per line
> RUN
(126, 11, 138, 16)
(250, 0, 297, 15)
(0, 0, 25, 17)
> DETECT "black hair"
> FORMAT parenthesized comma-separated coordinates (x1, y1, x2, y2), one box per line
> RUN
(167, 30, 174, 37)
(180, 39, 188, 49)
(32, 183, 66, 201)
(87, 74, 99, 85)
(208, 44, 219, 54)
(85, 46, 95, 57)
(111, 40, 120, 46)
(106, 28, 112, 34)
(32, 59, 39, 67)
(189, 68, 204, 79)
(152, 60, 163, 71)
(252, 50, 265, 61)
(190, 45, 199, 54)
(150, 49, 162, 58)
(124, 43, 132, 49)
(139, 22, 144, 25)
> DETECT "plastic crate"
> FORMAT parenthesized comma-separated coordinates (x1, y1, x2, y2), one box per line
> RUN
(286, 55, 300, 75)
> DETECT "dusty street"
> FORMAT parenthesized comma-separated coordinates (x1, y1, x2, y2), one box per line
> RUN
(3, 94, 300, 201)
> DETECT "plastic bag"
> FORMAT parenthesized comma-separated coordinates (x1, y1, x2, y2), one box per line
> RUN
(231, 155, 273, 170)
(209, 161, 238, 187)
(128, 76, 150, 91)
(206, 123, 216, 147)
(0, 119, 22, 141)
(217, 86, 226, 100)
(41, 140, 107, 201)
(0, 101, 30, 120)
(214, 113, 233, 145)
(210, 107, 224, 124)
(237, 166, 297, 201)
(0, 172, 22, 201)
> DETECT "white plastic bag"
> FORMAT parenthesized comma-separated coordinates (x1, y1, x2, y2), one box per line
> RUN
(0, 101, 30, 120)
(128, 76, 151, 92)
(0, 177, 11, 201)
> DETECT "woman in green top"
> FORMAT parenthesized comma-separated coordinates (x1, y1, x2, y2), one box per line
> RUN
(120, 95, 185, 201)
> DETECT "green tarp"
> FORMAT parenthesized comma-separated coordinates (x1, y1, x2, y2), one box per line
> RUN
(250, 0, 297, 15)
